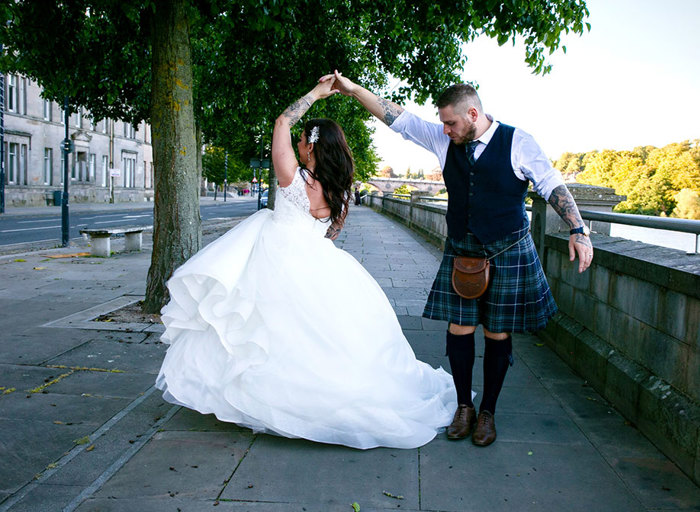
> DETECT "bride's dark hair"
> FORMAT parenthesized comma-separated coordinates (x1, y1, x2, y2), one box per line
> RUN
(300, 118, 354, 226)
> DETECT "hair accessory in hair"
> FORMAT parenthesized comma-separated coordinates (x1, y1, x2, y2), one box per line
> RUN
(308, 126, 320, 144)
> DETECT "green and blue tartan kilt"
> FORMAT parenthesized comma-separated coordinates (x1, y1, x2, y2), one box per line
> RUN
(423, 225, 557, 333)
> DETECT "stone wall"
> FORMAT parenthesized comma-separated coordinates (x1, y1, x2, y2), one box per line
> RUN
(540, 233, 700, 485)
(367, 190, 700, 485)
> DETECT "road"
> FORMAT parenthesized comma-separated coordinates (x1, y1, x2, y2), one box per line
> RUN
(0, 200, 259, 247)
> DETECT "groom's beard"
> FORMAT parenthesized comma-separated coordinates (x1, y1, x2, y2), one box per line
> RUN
(452, 122, 478, 145)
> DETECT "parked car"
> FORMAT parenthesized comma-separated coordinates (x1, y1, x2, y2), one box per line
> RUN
(260, 189, 268, 208)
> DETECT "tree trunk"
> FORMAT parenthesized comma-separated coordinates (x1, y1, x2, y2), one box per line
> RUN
(144, 0, 200, 313)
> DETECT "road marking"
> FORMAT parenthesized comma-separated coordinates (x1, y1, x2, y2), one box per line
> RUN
(0, 225, 61, 233)
(92, 219, 140, 225)
(16, 219, 60, 224)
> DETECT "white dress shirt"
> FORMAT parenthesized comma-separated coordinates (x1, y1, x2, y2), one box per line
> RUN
(390, 110, 565, 200)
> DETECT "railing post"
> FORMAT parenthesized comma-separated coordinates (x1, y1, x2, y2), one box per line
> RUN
(529, 184, 626, 258)
(410, 190, 430, 227)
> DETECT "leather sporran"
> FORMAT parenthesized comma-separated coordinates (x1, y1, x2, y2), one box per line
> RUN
(451, 256, 490, 299)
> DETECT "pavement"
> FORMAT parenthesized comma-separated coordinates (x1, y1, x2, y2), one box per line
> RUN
(0, 204, 698, 512)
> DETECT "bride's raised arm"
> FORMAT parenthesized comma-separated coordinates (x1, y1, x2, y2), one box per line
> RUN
(272, 80, 338, 187)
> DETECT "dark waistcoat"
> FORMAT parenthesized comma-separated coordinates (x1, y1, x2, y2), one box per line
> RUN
(442, 123, 528, 244)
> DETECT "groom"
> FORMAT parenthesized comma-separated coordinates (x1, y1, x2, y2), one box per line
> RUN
(326, 71, 593, 446)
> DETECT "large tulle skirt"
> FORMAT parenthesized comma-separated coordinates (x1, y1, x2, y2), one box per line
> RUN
(156, 208, 457, 449)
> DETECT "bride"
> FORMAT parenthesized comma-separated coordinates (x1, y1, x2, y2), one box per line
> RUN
(155, 77, 458, 449)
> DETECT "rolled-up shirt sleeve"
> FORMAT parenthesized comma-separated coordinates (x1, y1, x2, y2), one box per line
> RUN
(389, 111, 450, 167)
(512, 128, 565, 201)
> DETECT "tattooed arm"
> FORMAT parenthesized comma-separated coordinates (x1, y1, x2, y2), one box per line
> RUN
(325, 221, 342, 241)
(272, 80, 338, 187)
(548, 184, 594, 273)
(320, 70, 404, 126)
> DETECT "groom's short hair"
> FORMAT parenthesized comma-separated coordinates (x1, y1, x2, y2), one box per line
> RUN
(436, 84, 483, 115)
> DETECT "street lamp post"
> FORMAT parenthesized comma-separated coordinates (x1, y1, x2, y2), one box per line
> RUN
(0, 70, 5, 214)
(224, 151, 228, 202)
(249, 157, 270, 210)
(61, 97, 72, 247)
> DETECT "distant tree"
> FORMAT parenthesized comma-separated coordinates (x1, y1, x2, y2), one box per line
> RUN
(393, 184, 416, 195)
(671, 189, 700, 219)
(575, 141, 700, 216)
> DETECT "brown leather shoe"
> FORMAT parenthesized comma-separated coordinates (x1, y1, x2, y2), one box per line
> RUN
(472, 410, 497, 446)
(447, 405, 476, 440)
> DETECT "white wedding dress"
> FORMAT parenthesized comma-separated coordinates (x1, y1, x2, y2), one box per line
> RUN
(156, 168, 457, 449)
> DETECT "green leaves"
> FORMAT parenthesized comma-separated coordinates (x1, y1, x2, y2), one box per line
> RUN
(573, 141, 700, 218)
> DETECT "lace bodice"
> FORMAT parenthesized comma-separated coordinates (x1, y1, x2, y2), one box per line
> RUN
(274, 168, 330, 236)
(278, 168, 311, 213)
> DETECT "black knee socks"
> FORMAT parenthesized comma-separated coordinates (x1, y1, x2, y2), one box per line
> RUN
(446, 331, 475, 407)
(480, 335, 513, 415)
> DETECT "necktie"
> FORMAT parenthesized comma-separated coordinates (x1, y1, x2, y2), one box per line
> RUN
(466, 140, 479, 166)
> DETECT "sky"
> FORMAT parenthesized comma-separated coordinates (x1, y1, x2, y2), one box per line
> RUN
(371, 0, 700, 174)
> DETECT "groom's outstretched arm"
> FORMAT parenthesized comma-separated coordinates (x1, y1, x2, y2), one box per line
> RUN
(320, 71, 404, 126)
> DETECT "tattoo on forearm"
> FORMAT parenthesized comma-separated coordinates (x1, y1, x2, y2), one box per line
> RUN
(548, 185, 592, 249)
(282, 95, 312, 126)
(377, 98, 403, 126)
(548, 185, 582, 229)
(325, 226, 341, 239)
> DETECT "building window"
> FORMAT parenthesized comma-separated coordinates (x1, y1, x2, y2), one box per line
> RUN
(89, 153, 96, 182)
(122, 122, 135, 139)
(44, 148, 53, 185)
(19, 77, 27, 114)
(71, 151, 77, 180)
(43, 99, 52, 121)
(101, 155, 108, 187)
(122, 155, 136, 188)
(7, 75, 17, 112)
(20, 144, 27, 185)
(7, 143, 17, 183)
(72, 109, 81, 128)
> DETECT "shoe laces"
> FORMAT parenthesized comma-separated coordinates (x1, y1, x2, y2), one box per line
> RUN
(478, 411, 492, 426)
(455, 405, 471, 421)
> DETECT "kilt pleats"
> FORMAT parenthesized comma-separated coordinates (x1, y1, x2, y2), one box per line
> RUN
(423, 225, 557, 333)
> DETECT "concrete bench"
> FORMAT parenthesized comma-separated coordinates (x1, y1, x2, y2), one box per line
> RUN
(80, 226, 150, 257)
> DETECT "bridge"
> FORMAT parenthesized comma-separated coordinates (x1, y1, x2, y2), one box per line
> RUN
(365, 177, 444, 195)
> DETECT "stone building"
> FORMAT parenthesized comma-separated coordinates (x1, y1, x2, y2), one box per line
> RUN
(2, 73, 153, 207)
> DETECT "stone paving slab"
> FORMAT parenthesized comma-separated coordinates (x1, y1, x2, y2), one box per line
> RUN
(76, 498, 380, 511)
(7, 484, 87, 512)
(42, 392, 172, 487)
(45, 368, 155, 399)
(0, 418, 97, 495)
(93, 431, 254, 499)
(0, 328, 97, 366)
(220, 436, 419, 509)
(420, 439, 647, 512)
(45, 337, 165, 374)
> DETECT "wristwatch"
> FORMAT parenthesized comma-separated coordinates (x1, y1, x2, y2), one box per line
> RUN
(570, 225, 590, 236)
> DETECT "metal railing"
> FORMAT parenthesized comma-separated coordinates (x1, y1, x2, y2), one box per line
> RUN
(579, 209, 700, 254)
(378, 193, 700, 254)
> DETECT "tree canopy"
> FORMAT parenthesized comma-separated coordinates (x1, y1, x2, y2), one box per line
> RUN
(553, 140, 700, 218)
